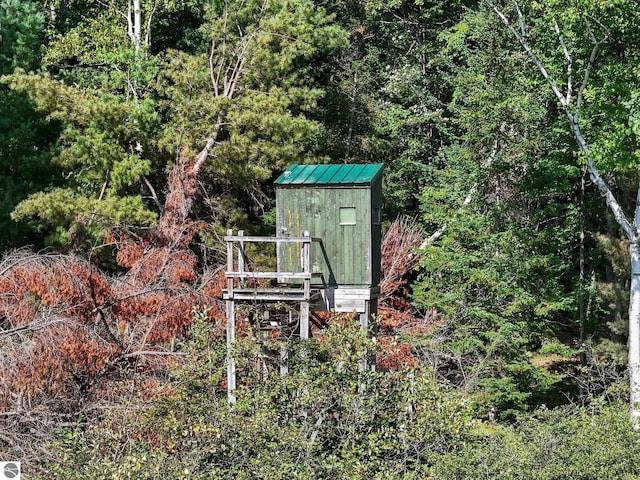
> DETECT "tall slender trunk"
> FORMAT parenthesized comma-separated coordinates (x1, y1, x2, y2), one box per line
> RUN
(485, 0, 640, 423)
(129, 0, 142, 53)
(630, 188, 640, 423)
(630, 241, 640, 420)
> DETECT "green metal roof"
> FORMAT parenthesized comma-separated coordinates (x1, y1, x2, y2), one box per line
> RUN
(274, 164, 384, 186)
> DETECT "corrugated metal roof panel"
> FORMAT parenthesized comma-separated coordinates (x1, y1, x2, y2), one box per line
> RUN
(316, 165, 342, 183)
(341, 164, 367, 183)
(275, 164, 383, 186)
(286, 164, 316, 184)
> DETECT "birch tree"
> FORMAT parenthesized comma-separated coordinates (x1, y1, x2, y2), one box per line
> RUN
(482, 0, 640, 422)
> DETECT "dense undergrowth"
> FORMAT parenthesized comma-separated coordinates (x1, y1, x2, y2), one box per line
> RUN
(39, 318, 640, 480)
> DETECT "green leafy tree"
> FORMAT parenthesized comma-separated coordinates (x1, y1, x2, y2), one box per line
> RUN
(156, 0, 347, 229)
(0, 1, 61, 249)
(362, 0, 476, 216)
(3, 1, 170, 246)
(470, 0, 640, 421)
(0, 0, 45, 74)
(409, 0, 612, 415)
(3, 0, 348, 248)
(415, 196, 577, 415)
(312, 0, 475, 217)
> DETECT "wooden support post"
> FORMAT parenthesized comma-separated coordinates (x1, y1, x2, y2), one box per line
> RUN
(226, 299, 236, 405)
(300, 231, 311, 340)
(226, 229, 237, 405)
(359, 298, 378, 373)
(300, 303, 310, 340)
(226, 229, 234, 299)
(280, 311, 290, 377)
(359, 302, 370, 330)
(359, 297, 378, 332)
(237, 230, 245, 283)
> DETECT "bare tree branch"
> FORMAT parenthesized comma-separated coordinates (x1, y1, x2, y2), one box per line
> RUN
(577, 18, 608, 110)
(553, 17, 573, 105)
(142, 175, 162, 210)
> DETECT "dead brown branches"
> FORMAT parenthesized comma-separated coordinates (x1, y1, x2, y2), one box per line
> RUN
(0, 154, 226, 467)
(379, 216, 423, 304)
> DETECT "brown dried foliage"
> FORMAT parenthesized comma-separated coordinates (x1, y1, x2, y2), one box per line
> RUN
(379, 216, 423, 304)
(376, 216, 427, 369)
(378, 216, 424, 333)
(0, 149, 225, 428)
(376, 337, 418, 371)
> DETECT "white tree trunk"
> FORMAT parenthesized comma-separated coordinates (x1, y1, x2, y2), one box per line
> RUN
(630, 189, 640, 421)
(485, 0, 640, 424)
(629, 240, 640, 422)
(127, 0, 142, 52)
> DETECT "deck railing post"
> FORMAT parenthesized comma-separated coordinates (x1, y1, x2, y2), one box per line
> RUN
(237, 230, 245, 283)
(225, 229, 237, 405)
(300, 231, 311, 340)
(223, 232, 326, 401)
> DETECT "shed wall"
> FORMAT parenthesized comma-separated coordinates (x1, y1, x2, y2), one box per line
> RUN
(369, 174, 383, 286)
(276, 186, 373, 286)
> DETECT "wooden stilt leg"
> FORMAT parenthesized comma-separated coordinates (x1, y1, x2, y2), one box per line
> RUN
(226, 299, 236, 406)
(358, 299, 378, 373)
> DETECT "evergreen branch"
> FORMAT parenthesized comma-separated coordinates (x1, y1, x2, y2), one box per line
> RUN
(421, 122, 505, 249)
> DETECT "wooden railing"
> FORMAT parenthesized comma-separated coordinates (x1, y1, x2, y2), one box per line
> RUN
(224, 230, 324, 405)
(223, 229, 323, 302)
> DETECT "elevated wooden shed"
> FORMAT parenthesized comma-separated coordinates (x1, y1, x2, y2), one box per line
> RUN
(274, 163, 383, 316)
(223, 163, 384, 403)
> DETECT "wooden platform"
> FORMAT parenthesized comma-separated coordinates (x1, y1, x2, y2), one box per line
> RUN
(223, 229, 378, 405)
(223, 287, 322, 302)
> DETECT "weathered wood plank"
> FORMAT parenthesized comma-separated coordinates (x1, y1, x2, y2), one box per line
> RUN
(223, 288, 322, 302)
(225, 271, 322, 279)
(224, 235, 319, 243)
(225, 293, 308, 301)
(332, 286, 380, 296)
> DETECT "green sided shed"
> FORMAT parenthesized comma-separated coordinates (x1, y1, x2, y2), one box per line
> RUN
(274, 164, 384, 301)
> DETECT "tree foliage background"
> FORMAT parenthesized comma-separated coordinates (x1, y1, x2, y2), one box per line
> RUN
(1, 0, 640, 476)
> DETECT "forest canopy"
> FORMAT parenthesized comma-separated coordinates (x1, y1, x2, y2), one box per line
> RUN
(2, 0, 640, 477)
